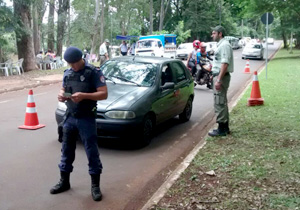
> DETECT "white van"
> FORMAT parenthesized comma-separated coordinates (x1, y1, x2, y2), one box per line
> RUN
(135, 34, 176, 58)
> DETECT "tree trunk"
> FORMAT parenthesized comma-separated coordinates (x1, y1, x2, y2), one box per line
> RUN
(56, 0, 70, 57)
(90, 0, 100, 55)
(150, 0, 153, 34)
(159, 0, 164, 31)
(37, 0, 47, 52)
(100, 0, 105, 43)
(159, 0, 170, 31)
(32, 4, 40, 55)
(47, 0, 55, 52)
(13, 0, 37, 71)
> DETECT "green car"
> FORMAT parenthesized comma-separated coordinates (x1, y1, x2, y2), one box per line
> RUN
(56, 56, 194, 146)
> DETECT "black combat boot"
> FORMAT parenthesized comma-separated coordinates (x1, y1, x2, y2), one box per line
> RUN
(91, 174, 102, 201)
(208, 123, 227, 137)
(50, 171, 71, 194)
(223, 121, 231, 134)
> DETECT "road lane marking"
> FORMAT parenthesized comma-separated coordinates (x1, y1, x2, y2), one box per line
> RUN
(34, 92, 48, 96)
(0, 100, 12, 104)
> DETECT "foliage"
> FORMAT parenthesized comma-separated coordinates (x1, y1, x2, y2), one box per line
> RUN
(1, 0, 300, 64)
(172, 21, 191, 45)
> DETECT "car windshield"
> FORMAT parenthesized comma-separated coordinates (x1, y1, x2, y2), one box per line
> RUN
(178, 44, 188, 49)
(101, 60, 158, 87)
(137, 40, 159, 48)
(245, 44, 261, 49)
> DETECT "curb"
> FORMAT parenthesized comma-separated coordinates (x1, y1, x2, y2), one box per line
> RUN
(0, 79, 61, 94)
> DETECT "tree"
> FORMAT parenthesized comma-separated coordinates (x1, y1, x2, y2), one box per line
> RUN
(0, 0, 14, 62)
(158, 0, 171, 31)
(56, 0, 70, 56)
(90, 0, 100, 55)
(13, 0, 37, 71)
(149, 0, 153, 34)
(47, 0, 55, 52)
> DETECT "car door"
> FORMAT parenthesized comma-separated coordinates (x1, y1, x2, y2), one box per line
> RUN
(152, 63, 178, 124)
(170, 61, 191, 115)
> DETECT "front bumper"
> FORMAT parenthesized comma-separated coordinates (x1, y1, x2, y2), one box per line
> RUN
(55, 109, 144, 139)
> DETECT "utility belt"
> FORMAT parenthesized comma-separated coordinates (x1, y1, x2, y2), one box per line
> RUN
(66, 109, 97, 118)
(212, 72, 230, 77)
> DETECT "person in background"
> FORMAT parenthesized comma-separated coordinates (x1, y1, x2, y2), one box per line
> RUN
(208, 26, 234, 137)
(83, 48, 90, 60)
(120, 40, 128, 56)
(50, 46, 108, 201)
(99, 39, 110, 65)
(36, 51, 44, 59)
(186, 40, 201, 76)
(129, 41, 136, 56)
(46, 49, 56, 61)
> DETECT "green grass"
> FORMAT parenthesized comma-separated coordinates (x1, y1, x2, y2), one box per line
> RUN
(153, 49, 300, 210)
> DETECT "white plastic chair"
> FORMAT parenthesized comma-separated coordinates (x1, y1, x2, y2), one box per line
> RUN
(43, 55, 55, 70)
(36, 57, 44, 70)
(10, 58, 23, 75)
(0, 61, 10, 76)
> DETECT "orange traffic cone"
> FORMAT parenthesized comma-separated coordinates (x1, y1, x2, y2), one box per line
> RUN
(247, 71, 264, 106)
(243, 59, 251, 74)
(19, 89, 45, 130)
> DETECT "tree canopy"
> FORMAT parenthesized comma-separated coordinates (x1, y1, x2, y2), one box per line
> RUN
(1, 0, 299, 70)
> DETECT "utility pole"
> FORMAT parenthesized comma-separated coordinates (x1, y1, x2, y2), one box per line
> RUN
(241, 19, 244, 38)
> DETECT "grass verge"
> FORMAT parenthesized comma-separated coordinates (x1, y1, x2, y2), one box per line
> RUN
(152, 49, 300, 210)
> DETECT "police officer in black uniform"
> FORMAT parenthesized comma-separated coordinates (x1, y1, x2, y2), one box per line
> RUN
(50, 46, 108, 201)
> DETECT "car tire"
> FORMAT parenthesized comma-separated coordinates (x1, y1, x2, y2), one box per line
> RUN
(179, 97, 193, 122)
(139, 114, 154, 146)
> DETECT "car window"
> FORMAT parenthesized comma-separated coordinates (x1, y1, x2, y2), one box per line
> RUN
(161, 64, 173, 85)
(171, 62, 186, 83)
(101, 60, 158, 87)
(254, 44, 261, 49)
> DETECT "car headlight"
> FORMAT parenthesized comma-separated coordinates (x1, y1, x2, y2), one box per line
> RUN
(105, 111, 136, 119)
(57, 102, 67, 111)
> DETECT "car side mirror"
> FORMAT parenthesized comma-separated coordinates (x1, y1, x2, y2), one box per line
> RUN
(161, 82, 175, 90)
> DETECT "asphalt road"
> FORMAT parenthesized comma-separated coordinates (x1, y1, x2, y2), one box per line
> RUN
(0, 41, 281, 210)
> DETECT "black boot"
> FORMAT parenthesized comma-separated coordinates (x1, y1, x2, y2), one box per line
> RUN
(50, 171, 71, 194)
(91, 174, 102, 201)
(208, 123, 227, 137)
(223, 121, 231, 134)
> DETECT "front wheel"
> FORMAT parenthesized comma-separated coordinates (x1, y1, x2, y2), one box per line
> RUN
(138, 114, 154, 146)
(179, 97, 193, 122)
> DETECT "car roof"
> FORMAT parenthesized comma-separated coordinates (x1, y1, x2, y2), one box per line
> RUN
(110, 56, 177, 64)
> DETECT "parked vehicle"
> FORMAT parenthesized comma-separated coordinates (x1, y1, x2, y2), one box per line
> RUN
(206, 42, 217, 55)
(225, 36, 240, 49)
(242, 43, 264, 60)
(135, 34, 177, 58)
(55, 56, 194, 146)
(267, 38, 274, 45)
(176, 42, 193, 60)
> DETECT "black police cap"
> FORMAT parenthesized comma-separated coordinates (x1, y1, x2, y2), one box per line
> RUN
(64, 46, 83, 63)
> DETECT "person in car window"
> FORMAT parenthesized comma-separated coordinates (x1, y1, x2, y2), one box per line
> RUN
(50, 46, 108, 202)
(209, 26, 234, 137)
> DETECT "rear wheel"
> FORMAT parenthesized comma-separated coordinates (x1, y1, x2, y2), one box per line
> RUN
(179, 97, 193, 122)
